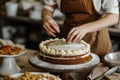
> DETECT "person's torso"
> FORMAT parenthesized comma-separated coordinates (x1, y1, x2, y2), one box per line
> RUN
(56, 0, 102, 14)
(58, 0, 112, 56)
(60, 0, 101, 27)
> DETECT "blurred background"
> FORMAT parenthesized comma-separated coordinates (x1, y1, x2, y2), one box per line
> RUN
(0, 0, 120, 51)
(0, 0, 64, 50)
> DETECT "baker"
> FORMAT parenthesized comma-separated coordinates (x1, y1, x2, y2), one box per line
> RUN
(42, 0, 119, 57)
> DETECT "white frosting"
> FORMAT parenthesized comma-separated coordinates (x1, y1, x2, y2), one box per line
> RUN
(39, 38, 90, 56)
(48, 41, 85, 50)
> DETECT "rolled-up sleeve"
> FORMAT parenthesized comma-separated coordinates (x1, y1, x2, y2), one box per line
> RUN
(102, 0, 119, 14)
(43, 0, 57, 12)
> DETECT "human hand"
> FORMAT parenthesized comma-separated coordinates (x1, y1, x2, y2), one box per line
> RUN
(43, 16, 60, 37)
(67, 26, 89, 43)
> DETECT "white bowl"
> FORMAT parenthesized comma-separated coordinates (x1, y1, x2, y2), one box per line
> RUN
(104, 51, 120, 67)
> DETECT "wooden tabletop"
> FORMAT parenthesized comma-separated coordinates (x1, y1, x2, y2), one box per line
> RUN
(15, 49, 42, 72)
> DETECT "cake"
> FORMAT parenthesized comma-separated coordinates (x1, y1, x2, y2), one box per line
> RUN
(39, 38, 92, 64)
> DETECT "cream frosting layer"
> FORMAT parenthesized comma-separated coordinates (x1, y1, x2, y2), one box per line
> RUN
(48, 40, 85, 51)
(39, 38, 90, 56)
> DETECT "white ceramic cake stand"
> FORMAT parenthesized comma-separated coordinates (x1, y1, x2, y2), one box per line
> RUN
(29, 52, 100, 73)
(0, 50, 27, 76)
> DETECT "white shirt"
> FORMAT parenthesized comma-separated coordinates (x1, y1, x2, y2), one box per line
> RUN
(43, 0, 119, 15)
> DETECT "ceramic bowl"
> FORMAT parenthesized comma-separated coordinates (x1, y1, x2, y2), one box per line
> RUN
(104, 51, 120, 67)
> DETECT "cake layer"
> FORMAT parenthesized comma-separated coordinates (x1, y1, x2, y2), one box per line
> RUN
(38, 52, 92, 65)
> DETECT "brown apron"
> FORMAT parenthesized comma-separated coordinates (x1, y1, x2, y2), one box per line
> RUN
(59, 0, 112, 57)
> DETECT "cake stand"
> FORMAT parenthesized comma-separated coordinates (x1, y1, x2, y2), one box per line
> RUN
(29, 52, 100, 72)
(0, 50, 27, 76)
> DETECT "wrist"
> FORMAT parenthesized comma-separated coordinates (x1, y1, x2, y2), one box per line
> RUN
(79, 24, 91, 33)
(43, 15, 52, 23)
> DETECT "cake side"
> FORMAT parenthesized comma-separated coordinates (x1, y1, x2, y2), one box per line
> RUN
(38, 52, 92, 64)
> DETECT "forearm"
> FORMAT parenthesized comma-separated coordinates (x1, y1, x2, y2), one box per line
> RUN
(41, 5, 60, 37)
(82, 13, 119, 33)
(42, 8, 53, 22)
(42, 5, 57, 22)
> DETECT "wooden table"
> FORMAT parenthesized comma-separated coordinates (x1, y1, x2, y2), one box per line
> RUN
(15, 49, 41, 72)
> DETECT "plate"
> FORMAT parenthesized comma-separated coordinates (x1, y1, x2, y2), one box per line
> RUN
(0, 49, 27, 57)
(104, 51, 120, 66)
(29, 53, 100, 73)
(11, 72, 61, 80)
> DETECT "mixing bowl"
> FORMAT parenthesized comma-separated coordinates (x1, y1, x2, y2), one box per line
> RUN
(104, 51, 120, 67)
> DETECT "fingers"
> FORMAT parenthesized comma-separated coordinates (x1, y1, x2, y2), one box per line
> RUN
(73, 33, 81, 42)
(67, 28, 79, 43)
(43, 25, 56, 37)
(67, 27, 87, 43)
(44, 22, 56, 33)
(73, 32, 86, 42)
(48, 19, 60, 33)
(43, 18, 60, 37)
